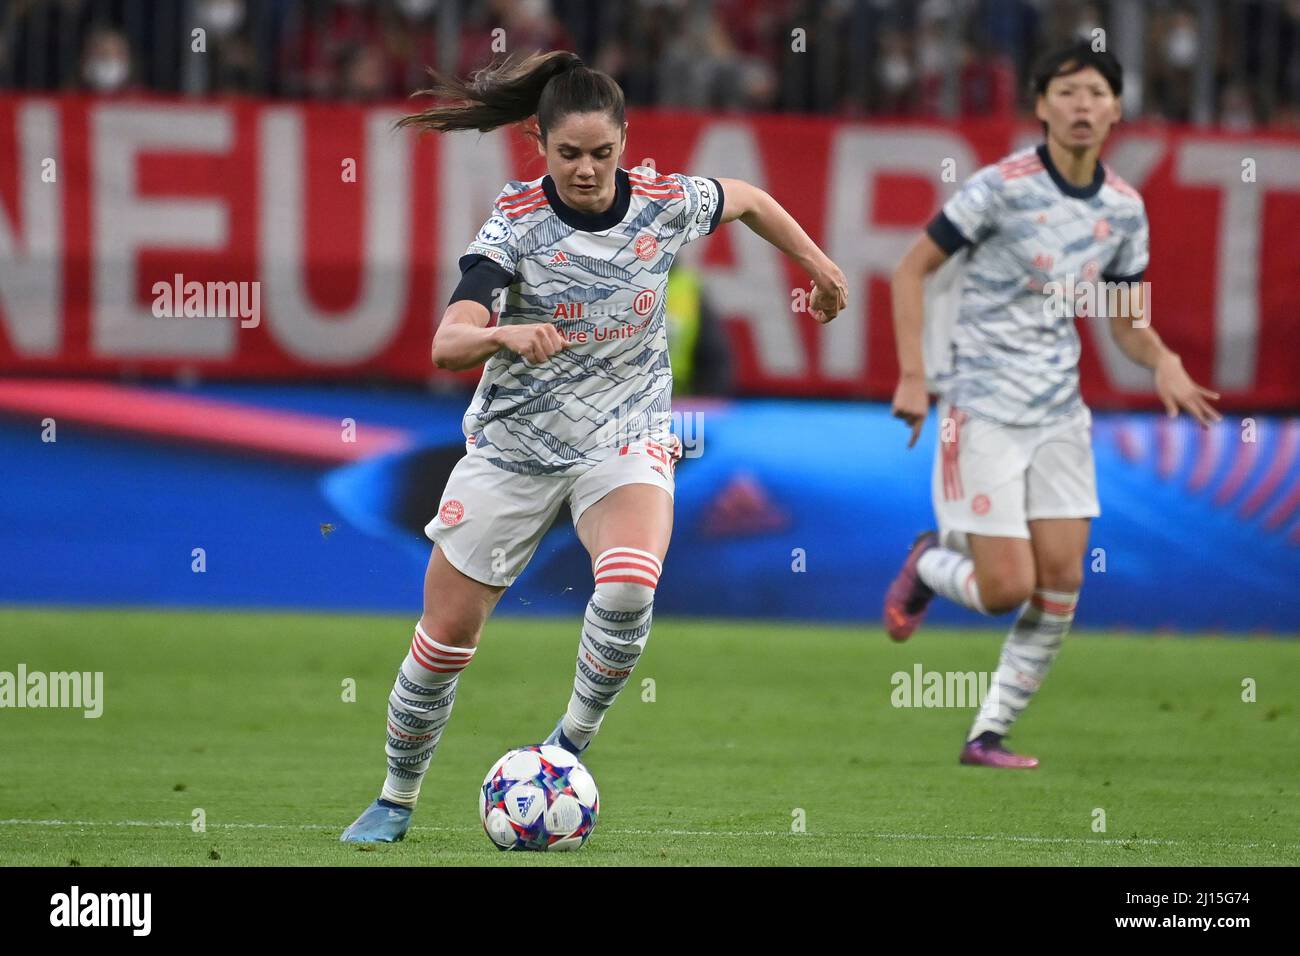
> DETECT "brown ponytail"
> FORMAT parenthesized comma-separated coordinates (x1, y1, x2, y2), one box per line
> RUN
(396, 50, 625, 142)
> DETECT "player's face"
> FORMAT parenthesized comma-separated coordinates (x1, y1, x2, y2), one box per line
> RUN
(541, 112, 627, 213)
(1035, 66, 1121, 153)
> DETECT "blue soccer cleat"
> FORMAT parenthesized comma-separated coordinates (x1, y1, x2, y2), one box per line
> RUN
(543, 718, 589, 758)
(340, 798, 413, 843)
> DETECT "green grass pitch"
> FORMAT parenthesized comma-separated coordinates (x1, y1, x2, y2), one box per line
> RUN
(0, 608, 1295, 866)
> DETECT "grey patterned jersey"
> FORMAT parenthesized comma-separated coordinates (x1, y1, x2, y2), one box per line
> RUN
(926, 144, 1149, 426)
(456, 165, 723, 475)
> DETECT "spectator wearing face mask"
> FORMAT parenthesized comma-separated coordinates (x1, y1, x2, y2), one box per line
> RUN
(1148, 6, 1201, 122)
(195, 0, 259, 94)
(874, 29, 918, 116)
(1218, 81, 1257, 130)
(80, 27, 134, 95)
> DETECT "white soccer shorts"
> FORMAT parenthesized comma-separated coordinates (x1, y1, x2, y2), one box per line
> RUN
(425, 435, 682, 587)
(930, 401, 1100, 547)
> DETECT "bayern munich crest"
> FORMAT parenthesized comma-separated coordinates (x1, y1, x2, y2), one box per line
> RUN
(440, 499, 465, 526)
(634, 234, 659, 261)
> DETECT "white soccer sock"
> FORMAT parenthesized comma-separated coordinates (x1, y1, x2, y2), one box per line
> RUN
(562, 547, 660, 749)
(916, 546, 990, 615)
(968, 588, 1077, 741)
(380, 623, 476, 807)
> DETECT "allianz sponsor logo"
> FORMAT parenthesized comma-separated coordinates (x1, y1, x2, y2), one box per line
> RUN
(50, 886, 151, 936)
(890, 664, 1000, 709)
(551, 293, 659, 346)
(552, 289, 657, 322)
(0, 664, 103, 718)
(552, 300, 629, 320)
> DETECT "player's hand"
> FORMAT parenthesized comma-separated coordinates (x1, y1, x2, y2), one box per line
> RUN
(891, 374, 930, 448)
(1154, 353, 1221, 427)
(496, 323, 568, 364)
(808, 262, 848, 324)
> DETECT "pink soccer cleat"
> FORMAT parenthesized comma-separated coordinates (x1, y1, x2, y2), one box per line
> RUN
(882, 530, 938, 642)
(959, 734, 1040, 769)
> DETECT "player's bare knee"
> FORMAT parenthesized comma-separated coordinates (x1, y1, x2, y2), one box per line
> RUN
(1037, 565, 1083, 594)
(977, 570, 1035, 614)
(985, 589, 1032, 615)
(416, 614, 481, 650)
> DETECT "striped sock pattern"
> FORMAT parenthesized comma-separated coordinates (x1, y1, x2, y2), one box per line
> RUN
(562, 547, 660, 750)
(968, 588, 1078, 740)
(917, 546, 990, 615)
(380, 623, 476, 807)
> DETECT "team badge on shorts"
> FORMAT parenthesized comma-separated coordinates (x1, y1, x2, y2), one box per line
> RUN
(971, 494, 991, 516)
(440, 499, 465, 526)
(634, 234, 659, 261)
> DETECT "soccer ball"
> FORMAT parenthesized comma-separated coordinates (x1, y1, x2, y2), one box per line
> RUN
(479, 745, 599, 851)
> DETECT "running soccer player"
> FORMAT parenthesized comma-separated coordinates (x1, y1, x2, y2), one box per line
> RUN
(882, 42, 1220, 768)
(342, 51, 848, 841)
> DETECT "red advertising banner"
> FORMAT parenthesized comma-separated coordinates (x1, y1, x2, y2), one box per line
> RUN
(2, 94, 1298, 408)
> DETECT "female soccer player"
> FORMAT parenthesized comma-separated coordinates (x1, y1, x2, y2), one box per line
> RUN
(342, 51, 848, 841)
(882, 42, 1220, 769)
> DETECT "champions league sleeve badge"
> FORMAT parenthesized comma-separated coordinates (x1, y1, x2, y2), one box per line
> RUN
(477, 215, 511, 244)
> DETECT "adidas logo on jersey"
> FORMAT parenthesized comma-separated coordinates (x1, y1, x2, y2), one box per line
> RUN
(549, 251, 573, 266)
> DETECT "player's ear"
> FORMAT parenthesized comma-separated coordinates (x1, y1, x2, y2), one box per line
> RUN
(1033, 94, 1049, 126)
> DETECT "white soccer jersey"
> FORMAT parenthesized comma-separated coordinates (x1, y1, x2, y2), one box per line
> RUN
(926, 144, 1149, 426)
(457, 165, 723, 476)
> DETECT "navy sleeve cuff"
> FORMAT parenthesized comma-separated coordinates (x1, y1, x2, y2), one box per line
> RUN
(925, 211, 969, 255)
(707, 177, 725, 234)
(1102, 270, 1145, 284)
(450, 254, 516, 310)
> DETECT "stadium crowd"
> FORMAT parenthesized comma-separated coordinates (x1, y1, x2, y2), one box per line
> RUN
(1, 0, 1299, 127)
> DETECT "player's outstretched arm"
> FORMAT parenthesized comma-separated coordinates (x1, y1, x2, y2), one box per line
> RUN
(1106, 285, 1221, 427)
(432, 299, 567, 371)
(890, 233, 950, 448)
(714, 177, 847, 324)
